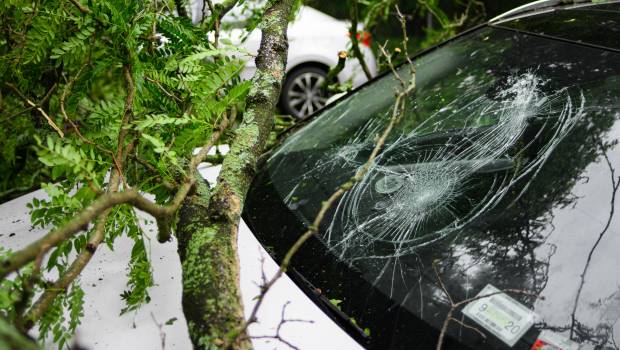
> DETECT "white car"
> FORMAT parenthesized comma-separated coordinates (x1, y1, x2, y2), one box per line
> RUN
(190, 2, 378, 118)
(1, 152, 360, 350)
(7, 1, 620, 350)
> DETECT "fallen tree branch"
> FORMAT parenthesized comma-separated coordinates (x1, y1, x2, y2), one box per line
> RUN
(0, 113, 230, 278)
(175, 0, 295, 348)
(15, 62, 233, 328)
(19, 65, 136, 324)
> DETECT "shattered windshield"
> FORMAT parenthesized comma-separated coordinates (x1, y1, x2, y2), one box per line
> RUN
(244, 25, 620, 350)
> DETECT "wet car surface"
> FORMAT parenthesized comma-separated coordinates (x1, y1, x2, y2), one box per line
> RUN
(243, 2, 620, 349)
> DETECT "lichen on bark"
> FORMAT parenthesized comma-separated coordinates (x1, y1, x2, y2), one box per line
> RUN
(175, 0, 296, 349)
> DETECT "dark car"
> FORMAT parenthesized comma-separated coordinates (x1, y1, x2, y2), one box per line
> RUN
(244, 1, 620, 349)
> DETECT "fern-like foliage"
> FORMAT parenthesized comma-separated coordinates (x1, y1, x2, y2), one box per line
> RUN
(1, 0, 253, 347)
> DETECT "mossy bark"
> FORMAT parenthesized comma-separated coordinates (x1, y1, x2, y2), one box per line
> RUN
(176, 1, 295, 349)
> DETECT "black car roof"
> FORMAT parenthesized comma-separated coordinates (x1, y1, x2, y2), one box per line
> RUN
(491, 0, 620, 52)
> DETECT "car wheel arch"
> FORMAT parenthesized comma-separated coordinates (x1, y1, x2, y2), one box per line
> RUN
(286, 61, 333, 82)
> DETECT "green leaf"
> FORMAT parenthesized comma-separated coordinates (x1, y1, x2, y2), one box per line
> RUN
(329, 299, 343, 308)
(141, 133, 167, 153)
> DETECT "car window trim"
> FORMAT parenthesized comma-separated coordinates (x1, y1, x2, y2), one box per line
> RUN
(491, 23, 620, 55)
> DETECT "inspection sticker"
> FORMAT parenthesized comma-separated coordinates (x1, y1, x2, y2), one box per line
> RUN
(462, 284, 538, 347)
(531, 330, 579, 350)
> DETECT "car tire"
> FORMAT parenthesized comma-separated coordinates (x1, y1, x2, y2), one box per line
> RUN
(280, 66, 330, 119)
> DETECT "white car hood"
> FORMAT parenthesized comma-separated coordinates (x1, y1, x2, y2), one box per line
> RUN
(0, 159, 361, 349)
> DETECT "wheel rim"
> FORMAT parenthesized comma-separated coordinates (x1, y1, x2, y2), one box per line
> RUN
(287, 72, 328, 118)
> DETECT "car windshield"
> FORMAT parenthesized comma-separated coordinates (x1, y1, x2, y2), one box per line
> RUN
(244, 25, 620, 350)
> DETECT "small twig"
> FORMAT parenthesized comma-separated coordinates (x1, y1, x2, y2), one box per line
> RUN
(377, 44, 402, 73)
(432, 260, 453, 306)
(112, 66, 136, 188)
(378, 43, 406, 88)
(244, 302, 312, 350)
(1, 81, 57, 122)
(450, 317, 487, 339)
(150, 313, 167, 350)
(322, 51, 347, 94)
(206, 0, 221, 48)
(27, 98, 64, 137)
(145, 77, 182, 102)
(68, 0, 91, 14)
(60, 63, 124, 181)
(201, 0, 239, 30)
(395, 6, 414, 72)
(189, 109, 234, 172)
(1, 107, 35, 122)
(5, 83, 64, 137)
(131, 154, 177, 189)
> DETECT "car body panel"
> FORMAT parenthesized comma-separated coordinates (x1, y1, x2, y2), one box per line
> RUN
(0, 159, 360, 349)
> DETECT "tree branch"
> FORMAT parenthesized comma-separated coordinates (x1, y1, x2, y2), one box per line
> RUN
(5, 83, 63, 137)
(206, 0, 221, 48)
(0, 109, 231, 278)
(176, 0, 295, 348)
(23, 64, 135, 326)
(347, 0, 373, 80)
(67, 0, 91, 15)
(322, 51, 347, 94)
(0, 190, 146, 279)
(202, 0, 239, 31)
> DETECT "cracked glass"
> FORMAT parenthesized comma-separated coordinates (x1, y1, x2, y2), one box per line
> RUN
(244, 25, 620, 350)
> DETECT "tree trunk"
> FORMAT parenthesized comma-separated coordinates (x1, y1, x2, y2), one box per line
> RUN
(176, 0, 295, 348)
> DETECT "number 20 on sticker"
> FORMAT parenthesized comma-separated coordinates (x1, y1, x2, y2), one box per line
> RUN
(462, 284, 538, 347)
